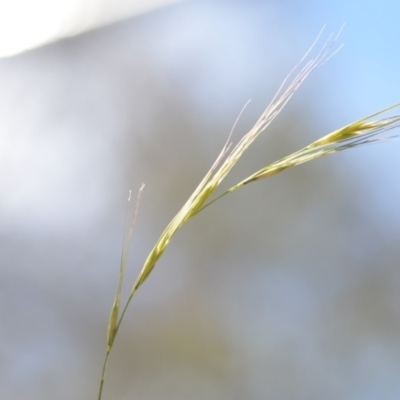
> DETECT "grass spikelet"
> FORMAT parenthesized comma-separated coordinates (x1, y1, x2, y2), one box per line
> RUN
(99, 185, 144, 400)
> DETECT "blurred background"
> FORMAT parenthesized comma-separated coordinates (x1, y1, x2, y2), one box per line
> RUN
(1, 0, 400, 399)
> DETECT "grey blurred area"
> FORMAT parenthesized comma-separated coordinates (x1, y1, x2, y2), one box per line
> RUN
(1, 1, 400, 399)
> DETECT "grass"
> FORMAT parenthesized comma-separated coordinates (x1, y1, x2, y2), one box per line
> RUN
(97, 27, 400, 400)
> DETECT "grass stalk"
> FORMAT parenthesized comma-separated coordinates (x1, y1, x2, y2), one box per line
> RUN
(97, 27, 400, 399)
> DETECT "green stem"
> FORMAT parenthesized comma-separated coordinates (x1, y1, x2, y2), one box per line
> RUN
(97, 288, 138, 400)
(98, 348, 111, 400)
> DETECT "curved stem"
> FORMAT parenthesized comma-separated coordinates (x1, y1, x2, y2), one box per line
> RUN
(97, 288, 138, 400)
(98, 349, 111, 400)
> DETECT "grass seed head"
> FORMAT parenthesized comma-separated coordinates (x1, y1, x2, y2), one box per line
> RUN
(131, 27, 343, 292)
